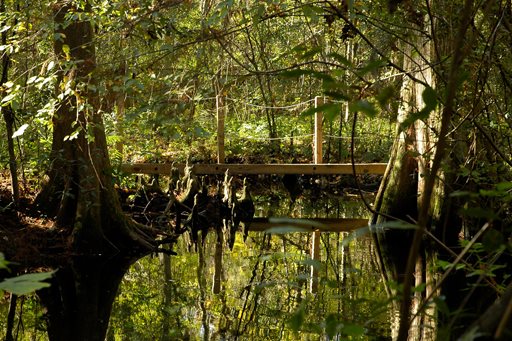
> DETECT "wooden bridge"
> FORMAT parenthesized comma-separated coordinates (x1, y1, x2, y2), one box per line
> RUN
(120, 96, 387, 294)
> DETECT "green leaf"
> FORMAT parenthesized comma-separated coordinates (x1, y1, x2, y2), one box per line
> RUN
(325, 314, 340, 338)
(460, 207, 497, 220)
(482, 229, 504, 251)
(422, 86, 438, 110)
(0, 272, 54, 295)
(280, 69, 315, 78)
(1, 93, 16, 104)
(376, 85, 395, 106)
(433, 296, 450, 315)
(496, 182, 512, 192)
(301, 46, 323, 60)
(300, 103, 341, 119)
(341, 323, 365, 337)
(0, 253, 10, 270)
(349, 100, 377, 118)
(327, 52, 353, 68)
(300, 258, 322, 269)
(288, 303, 305, 332)
(413, 282, 426, 293)
(357, 59, 387, 76)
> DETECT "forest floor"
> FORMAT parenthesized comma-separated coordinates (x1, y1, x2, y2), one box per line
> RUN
(0, 180, 70, 269)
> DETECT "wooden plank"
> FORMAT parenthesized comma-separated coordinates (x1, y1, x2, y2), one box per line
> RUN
(120, 163, 387, 175)
(248, 217, 369, 232)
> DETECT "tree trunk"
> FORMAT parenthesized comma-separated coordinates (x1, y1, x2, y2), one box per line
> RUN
(1, 0, 20, 207)
(34, 1, 155, 255)
(371, 5, 438, 340)
(37, 255, 138, 341)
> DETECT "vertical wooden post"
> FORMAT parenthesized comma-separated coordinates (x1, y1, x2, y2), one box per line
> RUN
(310, 229, 321, 293)
(314, 96, 323, 164)
(310, 95, 323, 293)
(217, 95, 225, 164)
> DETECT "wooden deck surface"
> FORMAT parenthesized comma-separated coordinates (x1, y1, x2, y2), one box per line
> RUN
(120, 163, 387, 175)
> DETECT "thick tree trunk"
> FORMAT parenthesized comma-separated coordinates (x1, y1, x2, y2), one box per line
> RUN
(34, 1, 155, 255)
(371, 6, 439, 340)
(37, 255, 138, 341)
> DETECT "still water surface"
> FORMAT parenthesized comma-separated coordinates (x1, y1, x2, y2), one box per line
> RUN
(109, 184, 392, 340)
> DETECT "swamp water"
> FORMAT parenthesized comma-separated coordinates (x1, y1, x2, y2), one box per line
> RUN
(108, 183, 393, 340)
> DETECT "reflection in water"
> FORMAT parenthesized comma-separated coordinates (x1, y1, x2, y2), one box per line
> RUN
(0, 184, 390, 340)
(109, 190, 392, 340)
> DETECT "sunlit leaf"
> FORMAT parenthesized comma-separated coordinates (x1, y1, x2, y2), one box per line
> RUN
(0, 271, 54, 295)
(12, 123, 29, 138)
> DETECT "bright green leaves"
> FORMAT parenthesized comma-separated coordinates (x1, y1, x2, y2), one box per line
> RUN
(12, 123, 29, 138)
(1, 81, 22, 111)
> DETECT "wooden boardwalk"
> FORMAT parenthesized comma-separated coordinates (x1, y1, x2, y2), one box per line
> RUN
(120, 162, 387, 175)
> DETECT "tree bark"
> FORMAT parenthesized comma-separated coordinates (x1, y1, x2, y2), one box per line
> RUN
(34, 1, 156, 255)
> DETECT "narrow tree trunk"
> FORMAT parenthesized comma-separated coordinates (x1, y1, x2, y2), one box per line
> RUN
(1, 0, 20, 207)
(5, 293, 17, 341)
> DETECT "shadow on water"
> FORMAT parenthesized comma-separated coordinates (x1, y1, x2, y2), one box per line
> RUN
(107, 184, 393, 340)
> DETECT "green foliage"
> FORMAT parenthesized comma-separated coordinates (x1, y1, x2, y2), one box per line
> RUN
(0, 253, 53, 295)
(0, 272, 53, 295)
